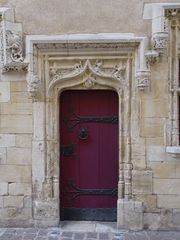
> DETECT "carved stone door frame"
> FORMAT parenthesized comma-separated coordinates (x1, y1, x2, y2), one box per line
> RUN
(26, 34, 148, 227)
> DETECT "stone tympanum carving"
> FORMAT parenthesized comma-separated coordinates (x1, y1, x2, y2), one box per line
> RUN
(49, 59, 127, 91)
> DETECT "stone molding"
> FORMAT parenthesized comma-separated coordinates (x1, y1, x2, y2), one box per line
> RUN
(26, 33, 151, 95)
(0, 7, 28, 73)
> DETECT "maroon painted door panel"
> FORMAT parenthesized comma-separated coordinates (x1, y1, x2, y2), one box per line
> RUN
(60, 90, 119, 221)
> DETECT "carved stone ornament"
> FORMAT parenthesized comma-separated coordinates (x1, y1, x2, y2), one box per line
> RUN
(6, 30, 24, 63)
(136, 70, 151, 90)
(165, 8, 180, 18)
(27, 74, 41, 99)
(83, 78, 95, 89)
(152, 32, 168, 53)
(2, 62, 28, 73)
(0, 23, 28, 72)
(49, 59, 127, 91)
(145, 49, 159, 66)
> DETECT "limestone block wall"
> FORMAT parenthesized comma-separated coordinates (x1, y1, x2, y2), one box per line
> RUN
(0, 0, 180, 230)
(0, 77, 33, 226)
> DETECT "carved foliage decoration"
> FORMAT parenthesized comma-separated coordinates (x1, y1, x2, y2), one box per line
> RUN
(152, 32, 168, 53)
(0, 22, 28, 72)
(49, 59, 127, 91)
(145, 49, 159, 67)
(136, 70, 151, 90)
(27, 74, 41, 99)
(6, 30, 24, 63)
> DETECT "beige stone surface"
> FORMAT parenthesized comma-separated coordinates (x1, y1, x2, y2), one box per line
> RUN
(0, 115, 32, 134)
(0, 165, 31, 183)
(0, 134, 15, 147)
(150, 162, 176, 178)
(132, 170, 153, 194)
(157, 195, 180, 208)
(0, 207, 32, 220)
(140, 98, 168, 118)
(0, 103, 32, 115)
(0, 183, 8, 196)
(145, 137, 164, 146)
(7, 148, 31, 165)
(146, 145, 166, 162)
(144, 213, 161, 230)
(131, 138, 146, 169)
(0, 148, 6, 164)
(4, 196, 24, 208)
(15, 134, 32, 148)
(0, 197, 3, 208)
(117, 199, 143, 230)
(0, 82, 10, 103)
(140, 118, 165, 137)
(8, 0, 149, 36)
(9, 183, 32, 196)
(135, 194, 159, 213)
(11, 92, 32, 103)
(154, 179, 180, 195)
(1, 73, 27, 82)
(10, 82, 27, 92)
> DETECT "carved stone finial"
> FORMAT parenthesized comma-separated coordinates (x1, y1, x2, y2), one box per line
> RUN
(136, 70, 151, 90)
(145, 49, 159, 66)
(27, 74, 40, 99)
(152, 32, 168, 53)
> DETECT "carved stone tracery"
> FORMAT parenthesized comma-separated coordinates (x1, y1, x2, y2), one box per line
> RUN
(48, 59, 127, 92)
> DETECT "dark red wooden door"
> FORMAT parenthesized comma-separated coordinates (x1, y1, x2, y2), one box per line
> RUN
(60, 90, 119, 221)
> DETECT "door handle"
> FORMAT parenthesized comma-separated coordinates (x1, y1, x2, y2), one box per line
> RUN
(79, 127, 88, 140)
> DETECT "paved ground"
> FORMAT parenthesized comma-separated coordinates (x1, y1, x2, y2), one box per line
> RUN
(0, 222, 180, 240)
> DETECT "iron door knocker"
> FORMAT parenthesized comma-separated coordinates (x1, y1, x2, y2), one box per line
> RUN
(79, 127, 88, 140)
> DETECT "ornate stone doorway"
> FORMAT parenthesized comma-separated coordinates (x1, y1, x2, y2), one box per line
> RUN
(26, 34, 146, 228)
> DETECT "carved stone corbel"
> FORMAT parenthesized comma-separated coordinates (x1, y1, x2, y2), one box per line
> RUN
(145, 49, 159, 66)
(152, 32, 168, 53)
(0, 13, 28, 73)
(27, 74, 41, 99)
(136, 70, 151, 91)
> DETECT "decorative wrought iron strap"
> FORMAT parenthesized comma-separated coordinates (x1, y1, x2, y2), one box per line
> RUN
(64, 112, 118, 131)
(63, 180, 117, 205)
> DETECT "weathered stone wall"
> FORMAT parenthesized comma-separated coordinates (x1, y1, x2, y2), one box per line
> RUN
(0, 0, 180, 230)
(0, 77, 33, 226)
